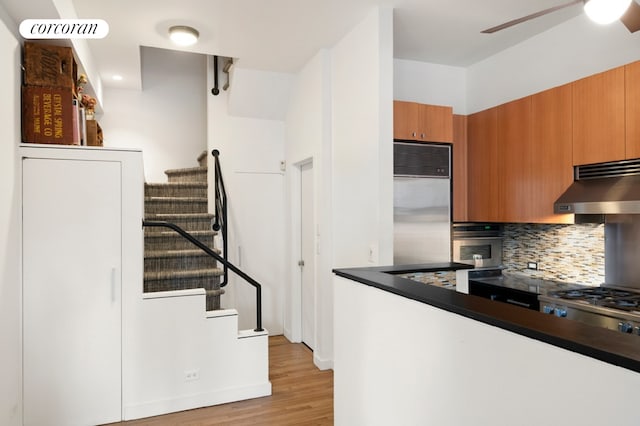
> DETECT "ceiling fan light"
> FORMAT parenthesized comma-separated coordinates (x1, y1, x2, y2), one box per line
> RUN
(169, 25, 199, 46)
(584, 0, 632, 24)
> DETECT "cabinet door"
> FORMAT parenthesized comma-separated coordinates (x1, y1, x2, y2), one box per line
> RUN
(393, 100, 420, 140)
(452, 114, 467, 222)
(393, 101, 453, 142)
(626, 61, 640, 159)
(572, 66, 625, 165)
(498, 96, 532, 223)
(531, 84, 574, 224)
(420, 104, 453, 142)
(467, 107, 499, 222)
(23, 158, 122, 425)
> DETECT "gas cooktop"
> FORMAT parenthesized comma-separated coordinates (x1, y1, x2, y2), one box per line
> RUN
(539, 286, 640, 335)
(550, 287, 640, 313)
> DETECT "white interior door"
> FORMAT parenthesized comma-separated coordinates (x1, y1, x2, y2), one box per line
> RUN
(23, 158, 122, 426)
(300, 162, 315, 349)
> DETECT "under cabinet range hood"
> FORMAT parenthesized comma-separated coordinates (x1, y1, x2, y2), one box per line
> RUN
(554, 159, 640, 215)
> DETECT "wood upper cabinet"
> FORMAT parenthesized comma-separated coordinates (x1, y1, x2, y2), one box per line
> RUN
(393, 101, 420, 140)
(497, 88, 574, 224)
(468, 85, 573, 224)
(572, 66, 625, 165)
(626, 61, 640, 159)
(393, 101, 453, 142)
(529, 85, 574, 224)
(452, 114, 467, 222)
(497, 96, 532, 223)
(467, 107, 499, 222)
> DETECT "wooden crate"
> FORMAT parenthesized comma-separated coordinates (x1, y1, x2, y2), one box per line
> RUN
(23, 41, 76, 89)
(86, 119, 103, 146)
(22, 85, 74, 145)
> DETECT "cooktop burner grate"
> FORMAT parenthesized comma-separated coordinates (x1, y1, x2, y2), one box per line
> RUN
(552, 287, 633, 301)
(599, 296, 640, 312)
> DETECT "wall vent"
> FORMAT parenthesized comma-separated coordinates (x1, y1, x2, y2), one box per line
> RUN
(576, 159, 640, 180)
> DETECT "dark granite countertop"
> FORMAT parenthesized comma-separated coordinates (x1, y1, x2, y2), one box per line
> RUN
(469, 272, 589, 296)
(333, 263, 640, 374)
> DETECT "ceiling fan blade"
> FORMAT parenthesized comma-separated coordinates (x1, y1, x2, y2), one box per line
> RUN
(481, 0, 583, 34)
(621, 0, 640, 32)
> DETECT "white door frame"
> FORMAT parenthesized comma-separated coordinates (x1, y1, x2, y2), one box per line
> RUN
(289, 157, 315, 344)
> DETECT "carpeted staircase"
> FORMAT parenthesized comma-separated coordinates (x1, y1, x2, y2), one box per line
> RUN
(143, 152, 224, 310)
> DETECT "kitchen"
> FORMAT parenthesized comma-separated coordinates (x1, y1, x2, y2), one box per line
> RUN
(390, 47, 640, 324)
(336, 5, 640, 424)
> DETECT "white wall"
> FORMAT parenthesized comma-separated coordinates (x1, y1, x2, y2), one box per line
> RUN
(125, 295, 270, 420)
(283, 49, 333, 368)
(207, 59, 288, 334)
(0, 5, 22, 425)
(278, 7, 393, 369)
(101, 46, 207, 182)
(334, 276, 640, 425)
(228, 67, 293, 121)
(467, 14, 640, 114)
(394, 58, 467, 114)
(331, 6, 394, 268)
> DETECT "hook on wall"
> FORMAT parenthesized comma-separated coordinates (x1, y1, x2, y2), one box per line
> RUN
(223, 58, 233, 91)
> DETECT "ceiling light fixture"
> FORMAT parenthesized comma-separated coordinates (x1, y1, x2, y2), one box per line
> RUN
(169, 25, 199, 46)
(584, 0, 632, 25)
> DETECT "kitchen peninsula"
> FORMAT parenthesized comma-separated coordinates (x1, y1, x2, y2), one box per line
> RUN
(333, 263, 640, 426)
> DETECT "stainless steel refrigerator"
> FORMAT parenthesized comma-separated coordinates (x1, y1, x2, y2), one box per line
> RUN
(394, 142, 451, 265)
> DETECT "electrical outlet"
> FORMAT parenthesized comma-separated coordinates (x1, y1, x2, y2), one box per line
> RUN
(527, 261, 538, 270)
(368, 244, 378, 264)
(184, 369, 200, 381)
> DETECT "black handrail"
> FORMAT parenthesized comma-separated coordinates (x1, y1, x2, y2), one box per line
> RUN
(142, 220, 263, 332)
(211, 149, 229, 287)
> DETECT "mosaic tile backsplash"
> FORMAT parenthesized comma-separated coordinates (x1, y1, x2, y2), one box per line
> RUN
(399, 270, 457, 290)
(502, 223, 604, 286)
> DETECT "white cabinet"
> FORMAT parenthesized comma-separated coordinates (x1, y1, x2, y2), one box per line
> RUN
(21, 146, 143, 425)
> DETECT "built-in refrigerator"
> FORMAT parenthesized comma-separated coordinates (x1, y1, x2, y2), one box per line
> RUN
(393, 141, 451, 265)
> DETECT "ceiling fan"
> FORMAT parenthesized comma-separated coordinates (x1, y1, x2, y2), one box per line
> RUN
(481, 0, 640, 33)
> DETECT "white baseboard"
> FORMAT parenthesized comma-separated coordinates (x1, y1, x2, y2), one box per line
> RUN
(123, 382, 272, 421)
(313, 353, 333, 371)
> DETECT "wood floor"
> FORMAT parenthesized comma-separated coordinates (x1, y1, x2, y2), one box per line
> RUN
(115, 336, 333, 425)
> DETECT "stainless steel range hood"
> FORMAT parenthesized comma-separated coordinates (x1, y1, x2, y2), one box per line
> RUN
(554, 159, 640, 215)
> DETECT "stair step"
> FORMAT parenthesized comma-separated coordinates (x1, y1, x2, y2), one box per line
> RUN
(144, 267, 223, 280)
(144, 213, 215, 232)
(144, 249, 221, 271)
(145, 182, 208, 198)
(144, 229, 216, 250)
(145, 248, 221, 258)
(145, 196, 208, 214)
(165, 166, 207, 183)
(144, 268, 223, 293)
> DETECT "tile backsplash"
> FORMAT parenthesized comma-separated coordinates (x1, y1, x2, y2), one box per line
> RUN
(398, 270, 457, 290)
(502, 223, 604, 286)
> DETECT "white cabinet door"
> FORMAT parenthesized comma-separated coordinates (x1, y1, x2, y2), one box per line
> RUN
(23, 158, 122, 425)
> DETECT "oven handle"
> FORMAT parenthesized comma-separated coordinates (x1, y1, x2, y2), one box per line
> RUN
(506, 299, 532, 309)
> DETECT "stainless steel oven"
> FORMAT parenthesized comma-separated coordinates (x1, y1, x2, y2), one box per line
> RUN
(452, 223, 503, 268)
